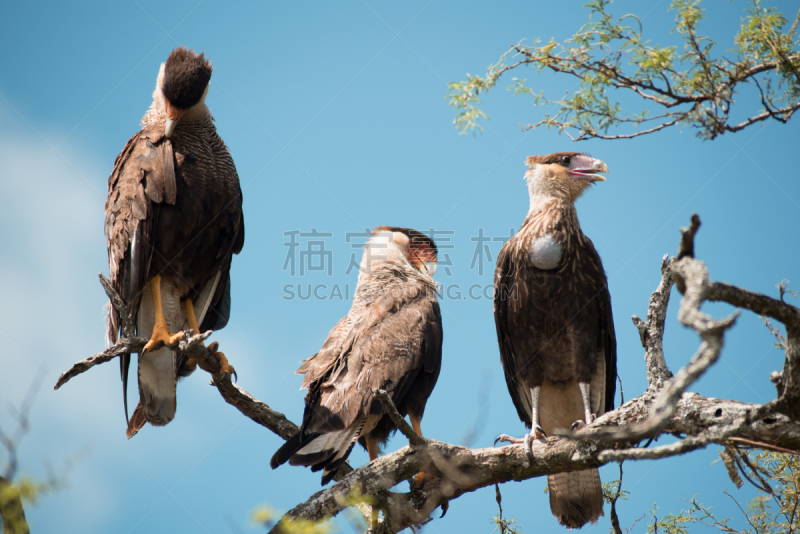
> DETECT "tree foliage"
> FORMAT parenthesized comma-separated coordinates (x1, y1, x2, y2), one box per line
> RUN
(447, 0, 800, 140)
(641, 451, 800, 534)
(1, 379, 85, 534)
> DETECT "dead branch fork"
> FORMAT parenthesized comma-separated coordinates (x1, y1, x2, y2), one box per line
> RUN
(54, 215, 800, 534)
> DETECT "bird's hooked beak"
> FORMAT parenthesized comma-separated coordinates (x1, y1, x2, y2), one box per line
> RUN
(164, 100, 186, 138)
(421, 261, 438, 277)
(568, 155, 609, 181)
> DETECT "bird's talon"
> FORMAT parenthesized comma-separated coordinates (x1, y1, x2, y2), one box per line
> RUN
(142, 323, 184, 355)
(533, 425, 547, 439)
(571, 420, 586, 431)
(204, 343, 235, 382)
(524, 433, 534, 458)
(440, 500, 449, 518)
(495, 433, 523, 446)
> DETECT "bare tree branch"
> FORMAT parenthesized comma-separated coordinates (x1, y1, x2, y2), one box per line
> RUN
(60, 214, 800, 533)
(374, 390, 425, 447)
(677, 213, 701, 260)
(607, 462, 624, 534)
(271, 392, 800, 533)
(271, 215, 800, 530)
(631, 254, 674, 392)
(705, 279, 800, 418)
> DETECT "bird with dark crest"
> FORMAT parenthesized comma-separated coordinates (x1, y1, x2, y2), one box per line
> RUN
(105, 46, 245, 438)
(271, 227, 442, 516)
(494, 153, 616, 529)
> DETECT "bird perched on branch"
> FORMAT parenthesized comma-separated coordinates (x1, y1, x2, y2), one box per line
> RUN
(105, 47, 245, 438)
(271, 227, 443, 489)
(494, 153, 616, 529)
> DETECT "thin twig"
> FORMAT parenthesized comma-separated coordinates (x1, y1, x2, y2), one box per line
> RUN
(609, 462, 624, 534)
(727, 437, 800, 456)
(373, 389, 426, 447)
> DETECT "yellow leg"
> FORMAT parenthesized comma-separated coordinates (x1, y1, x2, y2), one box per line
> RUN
(409, 413, 423, 437)
(366, 437, 380, 462)
(409, 413, 430, 490)
(142, 275, 185, 355)
(181, 299, 236, 381)
(181, 298, 202, 336)
(366, 437, 380, 531)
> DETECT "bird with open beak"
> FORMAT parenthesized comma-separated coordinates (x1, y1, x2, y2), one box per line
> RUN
(494, 152, 616, 529)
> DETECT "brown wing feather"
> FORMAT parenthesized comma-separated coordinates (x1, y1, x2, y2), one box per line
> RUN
(105, 126, 177, 337)
(301, 289, 442, 434)
(104, 119, 244, 424)
(494, 237, 532, 425)
(297, 316, 351, 387)
(272, 287, 442, 476)
(105, 126, 176, 421)
(494, 231, 616, 427)
(582, 240, 617, 414)
(494, 215, 616, 530)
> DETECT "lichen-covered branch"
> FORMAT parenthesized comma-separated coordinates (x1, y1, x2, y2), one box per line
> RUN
(447, 0, 800, 140)
(54, 275, 376, 521)
(61, 215, 800, 534)
(705, 280, 800, 414)
(270, 393, 800, 533)
(588, 215, 736, 444)
(273, 214, 800, 531)
(631, 254, 674, 392)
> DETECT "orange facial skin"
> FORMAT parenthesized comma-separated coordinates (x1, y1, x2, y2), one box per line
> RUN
(408, 239, 437, 271)
(164, 99, 187, 122)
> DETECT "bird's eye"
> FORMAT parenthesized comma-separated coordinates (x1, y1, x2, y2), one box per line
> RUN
(560, 156, 571, 166)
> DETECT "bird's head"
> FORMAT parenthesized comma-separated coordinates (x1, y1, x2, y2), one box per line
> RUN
(153, 47, 213, 138)
(524, 152, 609, 205)
(366, 227, 438, 277)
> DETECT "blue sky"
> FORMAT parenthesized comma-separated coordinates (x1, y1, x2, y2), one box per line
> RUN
(1, 1, 798, 533)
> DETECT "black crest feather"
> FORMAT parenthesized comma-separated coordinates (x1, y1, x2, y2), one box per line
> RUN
(162, 47, 212, 110)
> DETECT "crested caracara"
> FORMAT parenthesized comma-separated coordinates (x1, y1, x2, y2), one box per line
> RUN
(271, 227, 442, 529)
(494, 152, 616, 529)
(105, 47, 245, 438)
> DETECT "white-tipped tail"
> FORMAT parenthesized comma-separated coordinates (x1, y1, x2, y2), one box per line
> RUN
(137, 281, 183, 426)
(135, 271, 223, 427)
(138, 345, 176, 425)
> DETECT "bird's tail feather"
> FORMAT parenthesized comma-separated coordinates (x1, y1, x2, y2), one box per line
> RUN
(126, 402, 147, 438)
(316, 423, 364, 485)
(270, 419, 365, 486)
(132, 278, 183, 432)
(138, 346, 177, 425)
(270, 431, 321, 469)
(547, 468, 603, 529)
